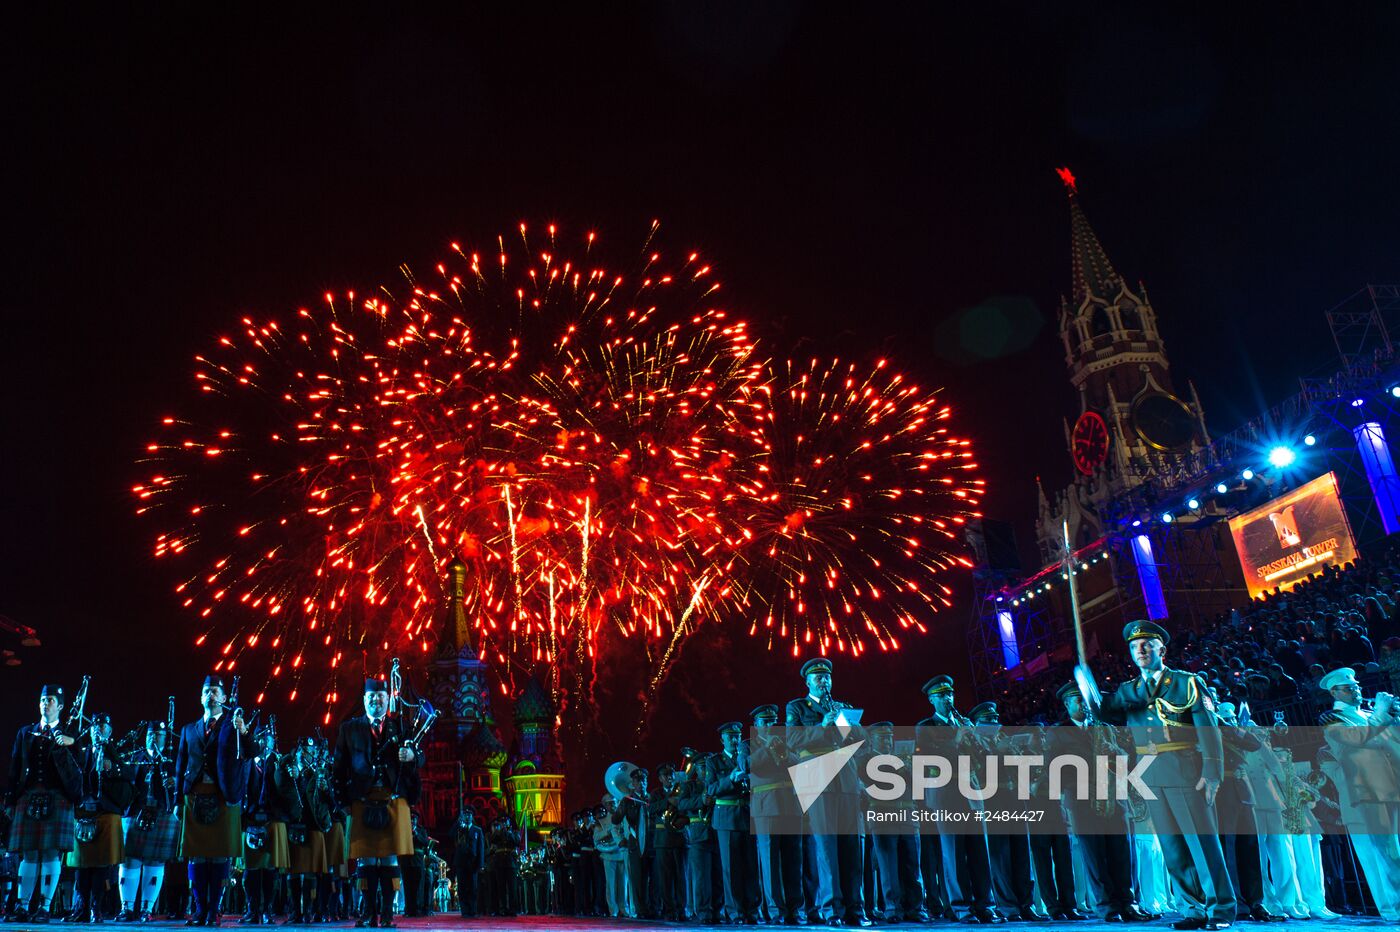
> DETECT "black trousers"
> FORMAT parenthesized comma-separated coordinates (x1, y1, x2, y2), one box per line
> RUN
(652, 846, 684, 918)
(987, 832, 1034, 913)
(400, 858, 423, 916)
(1076, 833, 1136, 913)
(1028, 833, 1076, 913)
(1221, 833, 1265, 911)
(939, 831, 993, 913)
(453, 859, 479, 916)
(919, 834, 950, 918)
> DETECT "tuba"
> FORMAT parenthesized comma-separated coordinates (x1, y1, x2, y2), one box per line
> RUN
(604, 761, 643, 804)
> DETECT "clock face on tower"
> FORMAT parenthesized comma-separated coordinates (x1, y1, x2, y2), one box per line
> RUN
(1071, 410, 1110, 475)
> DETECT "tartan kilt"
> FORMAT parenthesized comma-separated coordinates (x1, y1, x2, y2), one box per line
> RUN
(244, 821, 289, 871)
(7, 789, 76, 853)
(179, 784, 242, 860)
(288, 829, 327, 874)
(348, 792, 412, 860)
(325, 821, 347, 867)
(123, 811, 181, 864)
(72, 812, 124, 868)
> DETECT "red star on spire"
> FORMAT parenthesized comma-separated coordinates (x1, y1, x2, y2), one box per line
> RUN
(1055, 166, 1077, 194)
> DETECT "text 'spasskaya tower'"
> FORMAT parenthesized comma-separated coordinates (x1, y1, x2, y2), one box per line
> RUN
(1035, 170, 1212, 631)
(420, 558, 565, 838)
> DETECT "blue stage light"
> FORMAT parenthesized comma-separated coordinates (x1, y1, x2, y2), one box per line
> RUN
(1160, 512, 1174, 524)
(1391, 386, 1400, 398)
(1215, 482, 1229, 495)
(1131, 519, 1142, 527)
(1187, 497, 1201, 510)
(1304, 434, 1317, 446)
(1242, 468, 1255, 481)
(1268, 446, 1296, 468)
(1352, 398, 1366, 407)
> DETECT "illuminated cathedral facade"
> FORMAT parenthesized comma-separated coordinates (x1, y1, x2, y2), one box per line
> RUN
(418, 559, 566, 839)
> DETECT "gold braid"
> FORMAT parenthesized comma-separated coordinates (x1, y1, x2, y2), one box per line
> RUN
(1153, 676, 1199, 728)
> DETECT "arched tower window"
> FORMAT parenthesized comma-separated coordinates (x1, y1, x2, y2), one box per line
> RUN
(1118, 303, 1143, 332)
(1087, 305, 1112, 339)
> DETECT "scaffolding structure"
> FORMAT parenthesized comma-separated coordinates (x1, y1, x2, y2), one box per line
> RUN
(967, 286, 1400, 697)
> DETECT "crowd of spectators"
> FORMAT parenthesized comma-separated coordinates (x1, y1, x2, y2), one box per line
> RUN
(990, 536, 1400, 725)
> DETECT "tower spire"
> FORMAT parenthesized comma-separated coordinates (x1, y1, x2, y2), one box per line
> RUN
(1057, 168, 1123, 305)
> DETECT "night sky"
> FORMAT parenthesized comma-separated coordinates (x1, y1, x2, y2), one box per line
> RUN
(5, 4, 1400, 808)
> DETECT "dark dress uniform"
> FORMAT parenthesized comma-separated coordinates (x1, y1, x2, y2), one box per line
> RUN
(240, 747, 290, 924)
(331, 701, 420, 927)
(785, 685, 865, 923)
(1096, 621, 1236, 927)
(1043, 695, 1135, 920)
(750, 706, 804, 925)
(6, 720, 81, 856)
(678, 761, 719, 923)
(281, 751, 333, 921)
(175, 693, 253, 925)
(1216, 724, 1278, 921)
(915, 679, 997, 923)
(863, 723, 926, 923)
(124, 746, 181, 866)
(70, 735, 135, 921)
(708, 728, 759, 923)
(648, 780, 686, 920)
(452, 816, 485, 917)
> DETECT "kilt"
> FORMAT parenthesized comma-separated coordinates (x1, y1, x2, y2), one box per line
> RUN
(348, 792, 412, 860)
(179, 784, 242, 860)
(288, 829, 327, 874)
(7, 788, 76, 853)
(124, 811, 182, 864)
(244, 821, 290, 871)
(72, 812, 124, 868)
(325, 822, 348, 867)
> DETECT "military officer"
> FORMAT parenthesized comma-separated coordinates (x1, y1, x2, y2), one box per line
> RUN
(710, 721, 759, 924)
(864, 721, 926, 924)
(750, 704, 803, 926)
(648, 764, 686, 921)
(786, 657, 867, 927)
(1317, 666, 1400, 921)
(967, 702, 1043, 922)
(1045, 681, 1143, 922)
(916, 675, 1000, 924)
(1086, 620, 1236, 931)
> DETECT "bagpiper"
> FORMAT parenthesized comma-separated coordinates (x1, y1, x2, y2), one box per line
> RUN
(174, 675, 252, 927)
(332, 677, 420, 929)
(69, 712, 135, 922)
(4, 684, 81, 924)
(117, 721, 181, 922)
(282, 737, 332, 923)
(239, 724, 289, 926)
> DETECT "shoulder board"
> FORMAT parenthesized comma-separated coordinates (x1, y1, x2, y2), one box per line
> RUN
(1318, 711, 1345, 726)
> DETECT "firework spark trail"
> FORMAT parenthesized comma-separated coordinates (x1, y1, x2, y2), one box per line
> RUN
(136, 223, 983, 728)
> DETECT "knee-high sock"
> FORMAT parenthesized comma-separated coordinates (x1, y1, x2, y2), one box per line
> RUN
(140, 864, 166, 912)
(74, 867, 93, 911)
(17, 860, 40, 912)
(207, 861, 230, 917)
(243, 868, 263, 918)
(37, 857, 61, 909)
(357, 865, 378, 921)
(119, 859, 143, 910)
(316, 874, 330, 917)
(260, 870, 276, 918)
(188, 862, 207, 919)
(379, 866, 400, 920)
(287, 876, 303, 916)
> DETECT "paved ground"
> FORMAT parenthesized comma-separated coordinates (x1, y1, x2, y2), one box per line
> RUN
(2, 919, 1394, 931)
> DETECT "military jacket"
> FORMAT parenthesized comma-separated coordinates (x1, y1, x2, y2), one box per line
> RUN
(1098, 666, 1223, 786)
